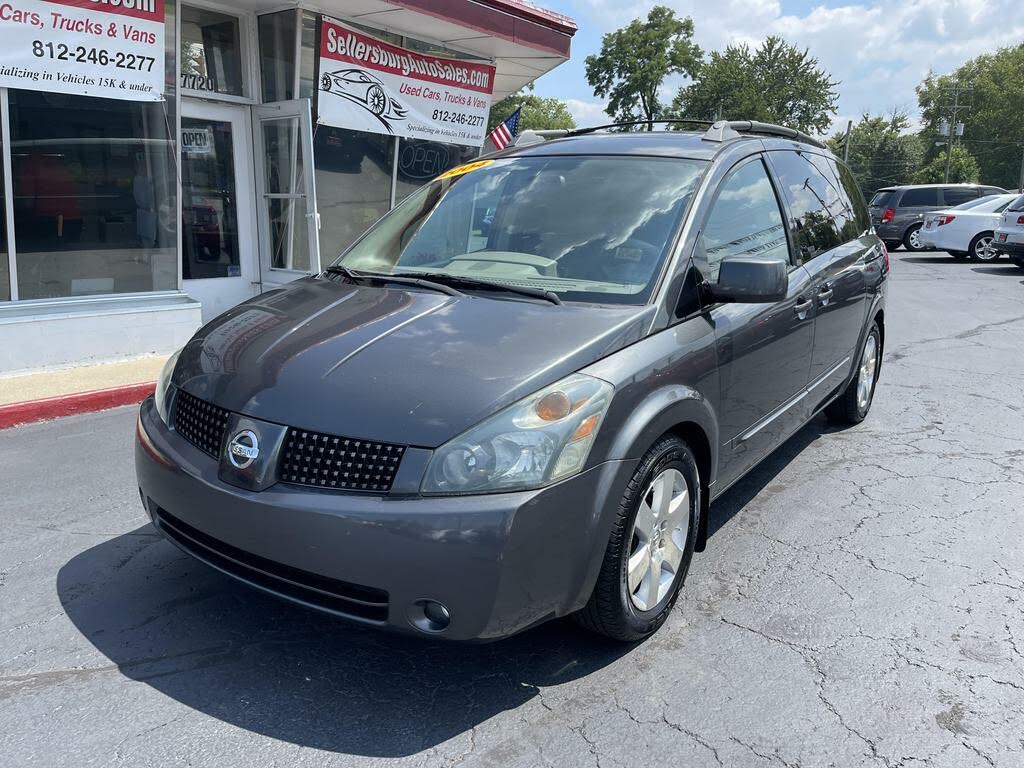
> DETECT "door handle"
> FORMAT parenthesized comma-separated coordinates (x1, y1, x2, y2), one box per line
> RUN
(794, 297, 813, 320)
(817, 284, 834, 305)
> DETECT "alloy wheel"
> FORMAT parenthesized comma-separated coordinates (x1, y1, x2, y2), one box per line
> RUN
(974, 235, 997, 261)
(908, 227, 922, 250)
(627, 468, 690, 611)
(857, 333, 879, 411)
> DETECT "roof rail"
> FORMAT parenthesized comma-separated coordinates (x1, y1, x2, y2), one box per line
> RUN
(705, 120, 828, 150)
(504, 119, 828, 151)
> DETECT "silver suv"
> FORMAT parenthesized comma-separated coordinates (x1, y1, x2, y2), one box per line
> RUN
(870, 183, 1007, 251)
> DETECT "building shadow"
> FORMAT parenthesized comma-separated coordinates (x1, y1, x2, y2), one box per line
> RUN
(57, 415, 833, 756)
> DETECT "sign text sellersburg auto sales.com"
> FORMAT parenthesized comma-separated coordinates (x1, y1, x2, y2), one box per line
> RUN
(0, 0, 164, 101)
(318, 17, 496, 147)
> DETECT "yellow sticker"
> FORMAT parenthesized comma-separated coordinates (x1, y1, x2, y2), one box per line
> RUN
(435, 159, 494, 181)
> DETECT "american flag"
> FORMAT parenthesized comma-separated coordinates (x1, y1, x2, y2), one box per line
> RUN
(487, 106, 522, 150)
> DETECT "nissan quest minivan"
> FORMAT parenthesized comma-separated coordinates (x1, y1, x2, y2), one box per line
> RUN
(136, 120, 889, 642)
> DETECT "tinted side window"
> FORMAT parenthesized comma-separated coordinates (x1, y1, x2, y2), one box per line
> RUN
(770, 150, 842, 261)
(942, 187, 979, 206)
(899, 188, 939, 207)
(834, 161, 871, 236)
(700, 159, 788, 282)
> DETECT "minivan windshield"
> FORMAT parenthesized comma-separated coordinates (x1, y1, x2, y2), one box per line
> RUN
(337, 155, 706, 304)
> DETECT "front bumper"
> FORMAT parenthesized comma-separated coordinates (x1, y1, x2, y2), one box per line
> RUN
(135, 398, 636, 641)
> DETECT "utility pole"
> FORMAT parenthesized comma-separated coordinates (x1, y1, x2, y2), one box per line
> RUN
(1019, 143, 1024, 192)
(941, 81, 970, 183)
(843, 119, 853, 163)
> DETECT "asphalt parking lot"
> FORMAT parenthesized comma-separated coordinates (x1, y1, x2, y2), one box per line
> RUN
(2, 251, 1023, 768)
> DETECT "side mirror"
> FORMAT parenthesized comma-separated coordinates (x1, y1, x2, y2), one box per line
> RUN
(706, 258, 788, 303)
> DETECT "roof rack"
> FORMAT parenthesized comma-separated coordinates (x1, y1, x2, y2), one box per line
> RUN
(507, 118, 827, 151)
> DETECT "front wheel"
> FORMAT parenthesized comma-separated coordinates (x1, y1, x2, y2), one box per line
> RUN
(574, 435, 699, 642)
(970, 232, 999, 262)
(827, 321, 881, 425)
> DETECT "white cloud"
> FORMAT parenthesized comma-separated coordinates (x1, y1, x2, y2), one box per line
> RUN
(565, 0, 1024, 135)
(564, 97, 610, 126)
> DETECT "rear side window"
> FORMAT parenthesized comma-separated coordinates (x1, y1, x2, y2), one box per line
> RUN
(699, 158, 789, 282)
(942, 187, 979, 206)
(818, 156, 870, 239)
(1009, 194, 1024, 212)
(899, 188, 939, 207)
(770, 150, 842, 261)
(870, 190, 894, 207)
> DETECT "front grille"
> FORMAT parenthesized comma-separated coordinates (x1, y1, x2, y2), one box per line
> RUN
(152, 504, 389, 623)
(172, 389, 229, 458)
(279, 429, 405, 492)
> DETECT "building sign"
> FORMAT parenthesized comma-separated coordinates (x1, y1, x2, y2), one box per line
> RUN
(0, 0, 165, 101)
(317, 17, 495, 147)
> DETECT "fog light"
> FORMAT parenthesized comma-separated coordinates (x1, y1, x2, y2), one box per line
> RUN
(408, 599, 451, 633)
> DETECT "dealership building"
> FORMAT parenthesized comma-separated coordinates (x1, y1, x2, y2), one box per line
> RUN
(0, 0, 576, 373)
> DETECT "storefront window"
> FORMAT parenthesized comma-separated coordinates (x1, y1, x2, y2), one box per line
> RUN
(395, 139, 478, 202)
(298, 12, 318, 100)
(314, 127, 394, 259)
(181, 6, 245, 97)
(181, 119, 241, 279)
(259, 10, 297, 103)
(1, 132, 9, 301)
(8, 91, 177, 300)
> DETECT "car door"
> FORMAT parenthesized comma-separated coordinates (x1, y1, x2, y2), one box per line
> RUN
(693, 155, 815, 488)
(767, 150, 872, 405)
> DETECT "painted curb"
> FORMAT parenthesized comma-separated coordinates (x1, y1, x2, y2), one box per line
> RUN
(0, 382, 155, 430)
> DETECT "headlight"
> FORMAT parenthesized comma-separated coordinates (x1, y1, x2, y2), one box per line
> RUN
(154, 349, 181, 424)
(422, 373, 613, 495)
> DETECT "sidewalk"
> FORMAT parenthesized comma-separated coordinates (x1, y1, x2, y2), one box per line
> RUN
(0, 355, 168, 429)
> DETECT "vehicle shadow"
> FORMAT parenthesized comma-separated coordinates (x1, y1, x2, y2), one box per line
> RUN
(57, 416, 833, 756)
(899, 255, 960, 264)
(57, 525, 630, 756)
(972, 265, 1024, 275)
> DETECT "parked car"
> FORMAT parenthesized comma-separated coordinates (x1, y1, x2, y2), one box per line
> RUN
(869, 183, 1007, 251)
(136, 120, 888, 642)
(918, 193, 1019, 261)
(993, 193, 1024, 267)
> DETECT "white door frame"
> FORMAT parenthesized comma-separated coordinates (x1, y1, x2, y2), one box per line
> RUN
(252, 98, 321, 290)
(180, 99, 259, 320)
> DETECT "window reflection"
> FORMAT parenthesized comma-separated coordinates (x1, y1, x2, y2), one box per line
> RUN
(314, 126, 394, 259)
(395, 139, 477, 202)
(9, 91, 177, 299)
(181, 5, 244, 96)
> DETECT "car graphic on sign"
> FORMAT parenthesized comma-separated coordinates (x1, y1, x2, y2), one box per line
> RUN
(320, 68, 408, 131)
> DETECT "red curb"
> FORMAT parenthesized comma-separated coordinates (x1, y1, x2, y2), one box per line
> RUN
(0, 382, 155, 430)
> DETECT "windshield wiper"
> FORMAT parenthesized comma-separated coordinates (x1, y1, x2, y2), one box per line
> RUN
(322, 265, 463, 297)
(400, 272, 562, 305)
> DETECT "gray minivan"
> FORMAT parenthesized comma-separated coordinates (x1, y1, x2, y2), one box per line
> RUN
(136, 120, 888, 642)
(870, 183, 1007, 251)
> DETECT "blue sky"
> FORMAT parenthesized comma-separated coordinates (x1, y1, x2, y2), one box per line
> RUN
(527, 0, 1024, 136)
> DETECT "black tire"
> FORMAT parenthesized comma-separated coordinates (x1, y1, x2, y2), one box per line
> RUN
(574, 435, 699, 642)
(827, 321, 881, 425)
(884, 241, 901, 252)
(950, 251, 969, 261)
(969, 232, 999, 262)
(1011, 257, 1024, 269)
(902, 224, 924, 252)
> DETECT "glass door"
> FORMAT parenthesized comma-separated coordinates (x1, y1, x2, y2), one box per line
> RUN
(253, 99, 320, 290)
(181, 100, 258, 321)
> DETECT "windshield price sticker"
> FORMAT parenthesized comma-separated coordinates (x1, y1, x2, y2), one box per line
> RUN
(317, 16, 496, 147)
(435, 159, 494, 181)
(0, 0, 165, 101)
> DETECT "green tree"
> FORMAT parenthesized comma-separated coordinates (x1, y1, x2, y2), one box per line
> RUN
(916, 45, 1024, 188)
(486, 86, 576, 133)
(584, 6, 702, 130)
(826, 111, 924, 196)
(673, 36, 838, 134)
(912, 145, 981, 184)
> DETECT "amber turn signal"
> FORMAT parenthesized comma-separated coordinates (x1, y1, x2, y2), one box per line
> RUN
(535, 391, 572, 421)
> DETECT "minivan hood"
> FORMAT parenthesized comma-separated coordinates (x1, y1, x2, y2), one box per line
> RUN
(173, 277, 654, 447)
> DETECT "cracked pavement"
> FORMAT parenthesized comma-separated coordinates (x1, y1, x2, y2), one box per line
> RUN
(1, 251, 1022, 767)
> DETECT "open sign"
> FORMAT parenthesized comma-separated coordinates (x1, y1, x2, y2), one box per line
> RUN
(399, 141, 451, 181)
(182, 128, 214, 155)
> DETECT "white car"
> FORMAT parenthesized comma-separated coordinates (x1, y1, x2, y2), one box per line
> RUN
(918, 193, 1019, 261)
(993, 194, 1024, 267)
